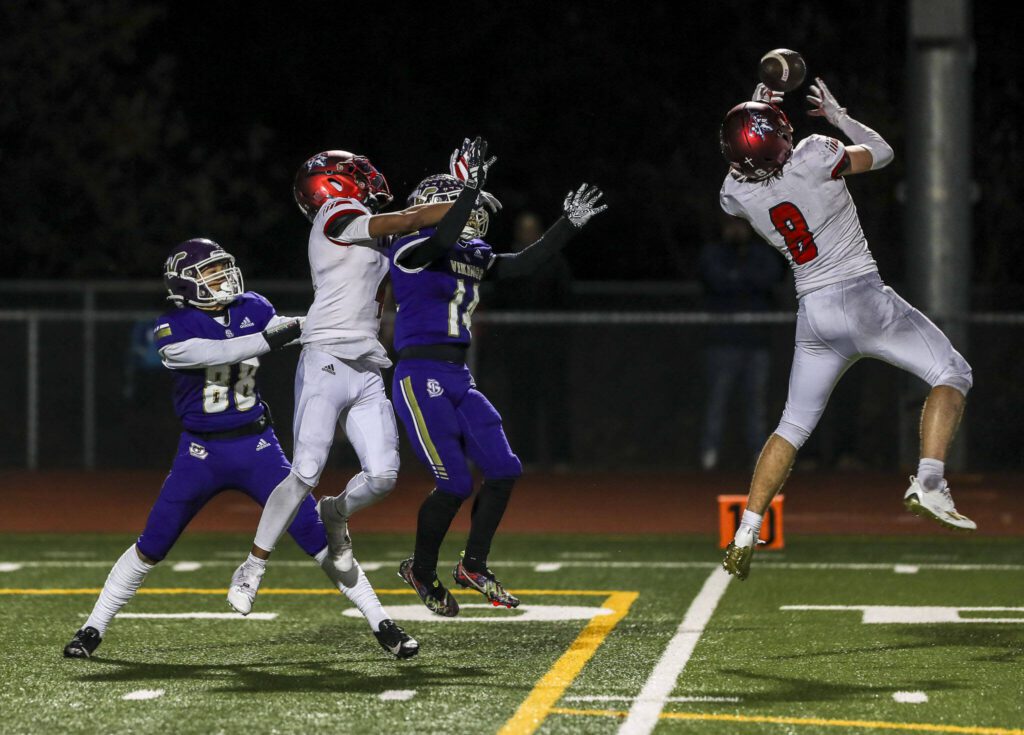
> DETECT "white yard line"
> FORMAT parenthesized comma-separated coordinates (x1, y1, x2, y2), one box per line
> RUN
(617, 567, 732, 735)
(114, 612, 277, 620)
(566, 694, 740, 704)
(0, 563, 23, 572)
(534, 562, 563, 572)
(894, 565, 920, 574)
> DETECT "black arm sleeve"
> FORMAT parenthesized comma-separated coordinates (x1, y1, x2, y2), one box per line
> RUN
(324, 213, 360, 240)
(397, 185, 483, 269)
(488, 218, 577, 280)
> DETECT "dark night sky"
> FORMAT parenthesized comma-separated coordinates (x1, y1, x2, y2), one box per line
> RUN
(3, 1, 1022, 290)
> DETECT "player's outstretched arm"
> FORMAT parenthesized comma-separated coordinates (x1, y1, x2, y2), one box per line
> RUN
(159, 320, 301, 370)
(806, 77, 893, 175)
(489, 184, 607, 280)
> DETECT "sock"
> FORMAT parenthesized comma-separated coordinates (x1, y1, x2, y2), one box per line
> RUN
(733, 509, 763, 547)
(315, 550, 388, 632)
(246, 553, 266, 570)
(84, 545, 153, 636)
(412, 490, 464, 581)
(463, 478, 516, 572)
(917, 458, 945, 492)
(253, 473, 311, 553)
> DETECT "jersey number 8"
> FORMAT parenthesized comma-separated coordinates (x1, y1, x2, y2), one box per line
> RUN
(203, 361, 258, 414)
(769, 201, 819, 265)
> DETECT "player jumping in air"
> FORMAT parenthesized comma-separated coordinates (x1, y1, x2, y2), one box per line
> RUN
(64, 239, 418, 659)
(227, 140, 498, 613)
(718, 80, 975, 581)
(391, 148, 607, 615)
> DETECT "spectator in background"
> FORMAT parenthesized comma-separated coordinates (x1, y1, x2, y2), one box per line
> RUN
(699, 215, 785, 470)
(487, 211, 574, 469)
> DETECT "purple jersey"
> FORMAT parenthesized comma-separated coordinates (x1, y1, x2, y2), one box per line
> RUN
(389, 228, 495, 351)
(154, 292, 274, 433)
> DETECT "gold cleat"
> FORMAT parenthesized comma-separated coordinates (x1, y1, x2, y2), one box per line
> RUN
(722, 541, 755, 580)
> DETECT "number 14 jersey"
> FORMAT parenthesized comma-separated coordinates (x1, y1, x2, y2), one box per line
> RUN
(720, 134, 877, 299)
(388, 228, 494, 351)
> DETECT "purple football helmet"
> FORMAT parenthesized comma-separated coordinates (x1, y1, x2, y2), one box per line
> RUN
(163, 238, 244, 308)
(407, 173, 489, 239)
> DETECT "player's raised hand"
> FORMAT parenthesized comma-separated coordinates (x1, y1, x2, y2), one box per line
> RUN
(562, 184, 607, 229)
(806, 77, 848, 125)
(478, 190, 502, 214)
(450, 136, 496, 189)
(752, 83, 784, 106)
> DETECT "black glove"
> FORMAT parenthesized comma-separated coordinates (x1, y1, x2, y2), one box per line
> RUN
(262, 319, 301, 350)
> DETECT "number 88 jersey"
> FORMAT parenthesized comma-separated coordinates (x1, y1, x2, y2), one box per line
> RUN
(719, 134, 878, 299)
(154, 292, 273, 433)
(388, 227, 494, 352)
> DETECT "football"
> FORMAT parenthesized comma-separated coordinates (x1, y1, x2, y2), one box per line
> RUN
(758, 48, 807, 92)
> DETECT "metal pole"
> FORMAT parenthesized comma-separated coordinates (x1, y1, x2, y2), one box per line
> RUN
(83, 288, 97, 469)
(904, 0, 973, 468)
(26, 316, 39, 470)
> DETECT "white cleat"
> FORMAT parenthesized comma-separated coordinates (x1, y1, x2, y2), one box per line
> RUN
(227, 561, 265, 615)
(317, 497, 354, 573)
(904, 476, 977, 532)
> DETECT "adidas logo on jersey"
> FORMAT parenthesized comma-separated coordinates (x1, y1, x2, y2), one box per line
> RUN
(322, 363, 336, 375)
(255, 438, 271, 452)
(239, 316, 255, 329)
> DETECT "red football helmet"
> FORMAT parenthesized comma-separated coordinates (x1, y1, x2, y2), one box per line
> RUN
(719, 102, 794, 180)
(293, 150, 393, 221)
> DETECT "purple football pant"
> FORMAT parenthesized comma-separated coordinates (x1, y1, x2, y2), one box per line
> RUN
(136, 428, 327, 562)
(393, 359, 522, 499)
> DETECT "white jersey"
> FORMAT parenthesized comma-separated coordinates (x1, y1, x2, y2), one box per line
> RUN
(301, 196, 391, 366)
(720, 134, 877, 298)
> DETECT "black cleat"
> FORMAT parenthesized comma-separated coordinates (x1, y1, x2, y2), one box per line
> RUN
(64, 626, 102, 658)
(397, 558, 459, 617)
(452, 559, 520, 608)
(374, 619, 419, 659)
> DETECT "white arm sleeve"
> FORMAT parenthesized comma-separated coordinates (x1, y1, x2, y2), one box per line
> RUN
(337, 214, 373, 244)
(835, 115, 894, 170)
(159, 333, 270, 369)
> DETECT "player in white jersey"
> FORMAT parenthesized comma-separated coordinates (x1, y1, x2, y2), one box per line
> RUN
(718, 80, 975, 581)
(228, 140, 494, 614)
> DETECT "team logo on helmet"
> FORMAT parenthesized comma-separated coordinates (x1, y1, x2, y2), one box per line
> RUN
(163, 238, 244, 309)
(306, 152, 328, 171)
(749, 113, 774, 140)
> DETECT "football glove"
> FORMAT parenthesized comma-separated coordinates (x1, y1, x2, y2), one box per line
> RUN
(478, 190, 502, 214)
(752, 83, 784, 106)
(806, 77, 848, 125)
(450, 137, 496, 190)
(562, 183, 608, 229)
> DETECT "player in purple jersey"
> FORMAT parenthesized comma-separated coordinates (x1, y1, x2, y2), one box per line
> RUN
(63, 239, 418, 660)
(389, 163, 607, 616)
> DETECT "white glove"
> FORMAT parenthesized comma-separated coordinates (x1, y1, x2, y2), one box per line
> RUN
(449, 137, 497, 188)
(752, 83, 784, 106)
(562, 184, 607, 229)
(806, 77, 848, 125)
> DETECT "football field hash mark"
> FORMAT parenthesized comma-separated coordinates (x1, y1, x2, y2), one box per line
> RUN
(0, 563, 22, 572)
(379, 690, 417, 702)
(892, 691, 929, 704)
(171, 562, 202, 572)
(122, 689, 165, 701)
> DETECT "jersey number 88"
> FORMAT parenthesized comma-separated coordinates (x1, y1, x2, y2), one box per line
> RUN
(203, 361, 258, 414)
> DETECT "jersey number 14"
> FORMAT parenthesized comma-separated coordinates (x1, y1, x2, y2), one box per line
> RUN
(448, 279, 480, 337)
(769, 202, 819, 265)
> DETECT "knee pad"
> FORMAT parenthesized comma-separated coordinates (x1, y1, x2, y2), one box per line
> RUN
(366, 472, 397, 498)
(291, 445, 329, 487)
(934, 353, 973, 397)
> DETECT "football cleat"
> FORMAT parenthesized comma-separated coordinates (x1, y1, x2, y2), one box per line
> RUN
(904, 476, 977, 531)
(227, 560, 265, 615)
(722, 527, 761, 581)
(397, 558, 459, 617)
(452, 557, 520, 608)
(316, 497, 354, 573)
(63, 626, 102, 658)
(374, 619, 420, 659)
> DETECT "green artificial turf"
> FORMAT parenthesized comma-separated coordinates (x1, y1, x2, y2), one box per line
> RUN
(0, 533, 1021, 734)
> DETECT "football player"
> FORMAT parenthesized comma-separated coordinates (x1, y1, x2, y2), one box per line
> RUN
(228, 140, 497, 613)
(64, 239, 418, 659)
(390, 160, 606, 615)
(718, 79, 975, 581)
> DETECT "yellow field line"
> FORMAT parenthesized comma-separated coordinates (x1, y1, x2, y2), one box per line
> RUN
(498, 591, 639, 735)
(548, 707, 1024, 735)
(0, 588, 614, 596)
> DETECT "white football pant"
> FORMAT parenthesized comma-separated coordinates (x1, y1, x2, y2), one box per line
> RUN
(775, 273, 972, 450)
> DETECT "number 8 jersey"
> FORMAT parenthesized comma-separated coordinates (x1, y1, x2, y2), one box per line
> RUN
(388, 227, 494, 351)
(720, 134, 878, 298)
(154, 292, 279, 433)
